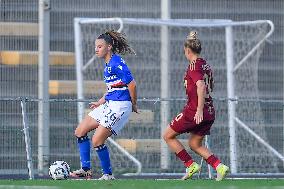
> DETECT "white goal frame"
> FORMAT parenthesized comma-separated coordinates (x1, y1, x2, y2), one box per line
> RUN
(74, 18, 281, 175)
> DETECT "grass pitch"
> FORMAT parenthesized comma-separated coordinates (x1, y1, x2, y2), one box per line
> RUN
(0, 179, 283, 189)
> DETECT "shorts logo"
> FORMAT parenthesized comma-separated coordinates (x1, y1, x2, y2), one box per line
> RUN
(175, 113, 183, 121)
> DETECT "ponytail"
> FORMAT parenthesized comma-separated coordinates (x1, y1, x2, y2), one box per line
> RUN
(184, 31, 202, 54)
(97, 30, 136, 55)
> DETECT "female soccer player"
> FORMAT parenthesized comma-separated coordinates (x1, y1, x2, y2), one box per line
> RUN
(163, 31, 229, 181)
(71, 30, 137, 180)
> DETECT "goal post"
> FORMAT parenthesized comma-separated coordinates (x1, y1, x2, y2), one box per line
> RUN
(74, 18, 281, 175)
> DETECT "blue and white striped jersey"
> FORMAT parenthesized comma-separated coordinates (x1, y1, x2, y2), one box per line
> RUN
(104, 54, 133, 101)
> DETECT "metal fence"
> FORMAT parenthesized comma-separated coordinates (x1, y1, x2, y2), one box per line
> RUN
(0, 0, 283, 178)
(1, 97, 283, 177)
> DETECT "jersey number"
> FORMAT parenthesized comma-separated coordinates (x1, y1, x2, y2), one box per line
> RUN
(184, 80, 188, 89)
(104, 109, 117, 124)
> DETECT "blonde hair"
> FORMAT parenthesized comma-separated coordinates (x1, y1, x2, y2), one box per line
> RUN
(184, 31, 202, 54)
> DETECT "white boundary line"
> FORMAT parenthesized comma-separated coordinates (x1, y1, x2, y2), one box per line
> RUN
(0, 186, 60, 189)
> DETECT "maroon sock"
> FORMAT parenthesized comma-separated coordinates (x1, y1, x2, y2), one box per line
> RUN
(206, 154, 221, 170)
(176, 149, 194, 167)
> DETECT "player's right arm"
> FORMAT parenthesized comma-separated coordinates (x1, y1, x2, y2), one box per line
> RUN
(89, 93, 107, 109)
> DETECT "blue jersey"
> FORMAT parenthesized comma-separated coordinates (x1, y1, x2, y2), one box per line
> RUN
(104, 54, 133, 101)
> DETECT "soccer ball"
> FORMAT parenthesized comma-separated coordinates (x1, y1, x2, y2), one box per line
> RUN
(49, 161, 70, 180)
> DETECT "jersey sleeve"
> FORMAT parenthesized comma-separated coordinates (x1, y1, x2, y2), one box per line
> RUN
(114, 63, 134, 84)
(189, 63, 204, 84)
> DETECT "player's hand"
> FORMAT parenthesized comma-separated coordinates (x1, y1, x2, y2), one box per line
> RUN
(132, 104, 138, 113)
(194, 109, 203, 124)
(89, 101, 101, 109)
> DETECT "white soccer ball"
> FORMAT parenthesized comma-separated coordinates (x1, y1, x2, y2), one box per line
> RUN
(49, 161, 70, 180)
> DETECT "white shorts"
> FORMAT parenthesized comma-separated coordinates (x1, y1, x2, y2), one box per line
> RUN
(88, 100, 132, 135)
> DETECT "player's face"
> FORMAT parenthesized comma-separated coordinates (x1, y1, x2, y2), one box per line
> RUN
(184, 47, 195, 62)
(95, 39, 112, 58)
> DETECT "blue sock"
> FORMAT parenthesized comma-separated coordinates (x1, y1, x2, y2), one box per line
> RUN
(77, 136, 91, 170)
(95, 144, 112, 175)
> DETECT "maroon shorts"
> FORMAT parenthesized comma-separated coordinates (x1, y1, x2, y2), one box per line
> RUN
(170, 112, 214, 136)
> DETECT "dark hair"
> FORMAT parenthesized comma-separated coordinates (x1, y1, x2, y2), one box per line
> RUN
(97, 30, 136, 55)
(184, 31, 202, 54)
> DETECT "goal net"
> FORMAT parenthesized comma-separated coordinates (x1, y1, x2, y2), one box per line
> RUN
(74, 18, 281, 175)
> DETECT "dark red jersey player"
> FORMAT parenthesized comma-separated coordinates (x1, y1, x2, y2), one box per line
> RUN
(163, 31, 229, 181)
(170, 58, 215, 136)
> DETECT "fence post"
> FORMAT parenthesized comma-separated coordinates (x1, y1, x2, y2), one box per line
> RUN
(21, 98, 34, 180)
(38, 0, 50, 175)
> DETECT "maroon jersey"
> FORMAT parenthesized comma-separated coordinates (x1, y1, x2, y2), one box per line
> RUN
(183, 58, 215, 121)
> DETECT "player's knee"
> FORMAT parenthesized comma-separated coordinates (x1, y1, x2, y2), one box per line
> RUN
(188, 140, 201, 151)
(74, 126, 85, 138)
(92, 136, 104, 147)
(162, 132, 168, 141)
(74, 127, 79, 137)
(163, 127, 174, 141)
(162, 130, 169, 141)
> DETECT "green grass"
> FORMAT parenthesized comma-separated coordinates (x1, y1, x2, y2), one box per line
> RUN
(0, 179, 283, 189)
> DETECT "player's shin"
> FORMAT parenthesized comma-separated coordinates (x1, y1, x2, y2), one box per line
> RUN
(95, 144, 112, 175)
(176, 149, 194, 167)
(177, 149, 200, 180)
(206, 154, 229, 181)
(206, 154, 221, 170)
(77, 135, 91, 171)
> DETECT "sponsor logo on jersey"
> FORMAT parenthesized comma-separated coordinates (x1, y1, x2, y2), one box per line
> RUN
(104, 75, 117, 81)
(202, 64, 210, 70)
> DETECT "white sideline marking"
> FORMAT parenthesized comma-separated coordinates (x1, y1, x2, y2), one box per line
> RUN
(0, 186, 60, 189)
(191, 187, 284, 189)
(223, 187, 284, 189)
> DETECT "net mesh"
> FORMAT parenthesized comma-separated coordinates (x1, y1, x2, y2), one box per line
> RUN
(76, 18, 280, 174)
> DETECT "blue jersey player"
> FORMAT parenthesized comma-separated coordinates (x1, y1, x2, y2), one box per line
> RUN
(71, 30, 137, 180)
